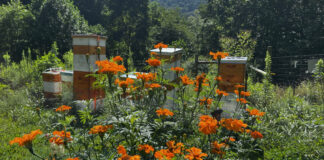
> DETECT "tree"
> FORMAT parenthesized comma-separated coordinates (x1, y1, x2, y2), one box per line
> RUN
(30, 0, 88, 57)
(0, 0, 34, 61)
(200, 0, 324, 58)
(101, 0, 150, 69)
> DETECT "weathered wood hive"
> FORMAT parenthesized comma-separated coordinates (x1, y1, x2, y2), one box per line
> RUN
(72, 34, 107, 100)
(218, 57, 248, 92)
(218, 57, 248, 118)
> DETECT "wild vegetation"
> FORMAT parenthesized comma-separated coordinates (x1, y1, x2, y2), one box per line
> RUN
(0, 0, 323, 159)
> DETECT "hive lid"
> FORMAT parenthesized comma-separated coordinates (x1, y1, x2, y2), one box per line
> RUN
(42, 68, 62, 75)
(150, 48, 182, 55)
(220, 57, 248, 64)
(120, 72, 142, 79)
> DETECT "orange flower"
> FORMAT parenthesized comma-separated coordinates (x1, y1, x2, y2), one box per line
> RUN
(166, 141, 184, 154)
(118, 155, 141, 160)
(65, 158, 79, 160)
(154, 149, 175, 160)
(236, 98, 248, 104)
(49, 130, 72, 145)
(117, 145, 127, 155)
(146, 58, 161, 67)
(116, 78, 135, 89)
(89, 125, 113, 135)
(171, 67, 184, 73)
(198, 115, 218, 135)
(180, 75, 194, 86)
(138, 144, 154, 154)
(113, 56, 123, 62)
(215, 76, 222, 81)
(245, 129, 251, 133)
(229, 137, 236, 142)
(195, 73, 209, 92)
(10, 129, 42, 147)
(199, 97, 213, 108)
(184, 147, 208, 160)
(220, 118, 247, 132)
(136, 72, 156, 82)
(96, 60, 126, 75)
(234, 90, 239, 95)
(216, 89, 229, 96)
(145, 83, 161, 89)
(55, 105, 72, 112)
(156, 108, 174, 117)
(251, 131, 263, 139)
(234, 84, 245, 88)
(154, 42, 168, 49)
(240, 91, 251, 97)
(246, 108, 265, 117)
(151, 52, 157, 56)
(211, 141, 226, 156)
(209, 51, 229, 60)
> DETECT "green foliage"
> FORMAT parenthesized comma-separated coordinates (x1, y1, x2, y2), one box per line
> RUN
(200, 0, 324, 59)
(31, 0, 88, 55)
(0, 0, 34, 61)
(264, 48, 272, 82)
(153, 0, 203, 15)
(313, 59, 324, 82)
(249, 84, 324, 159)
(62, 50, 73, 70)
(220, 30, 256, 60)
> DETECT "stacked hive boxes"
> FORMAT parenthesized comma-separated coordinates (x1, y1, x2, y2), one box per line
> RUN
(72, 35, 107, 101)
(150, 48, 183, 108)
(218, 57, 248, 118)
(42, 68, 62, 100)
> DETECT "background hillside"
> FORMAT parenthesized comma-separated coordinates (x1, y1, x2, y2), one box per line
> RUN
(153, 0, 204, 15)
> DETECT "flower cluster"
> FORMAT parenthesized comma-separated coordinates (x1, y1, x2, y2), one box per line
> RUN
(199, 97, 213, 108)
(154, 141, 184, 159)
(146, 58, 161, 67)
(156, 108, 174, 117)
(250, 131, 263, 139)
(96, 60, 126, 75)
(145, 83, 161, 89)
(10, 129, 42, 147)
(198, 115, 218, 135)
(89, 125, 113, 136)
(138, 144, 154, 154)
(117, 145, 141, 160)
(49, 130, 72, 145)
(220, 118, 248, 132)
(65, 158, 79, 160)
(113, 56, 123, 62)
(246, 108, 265, 117)
(195, 73, 209, 92)
(211, 141, 226, 157)
(171, 67, 184, 74)
(115, 78, 134, 89)
(55, 105, 72, 112)
(154, 42, 168, 49)
(185, 147, 208, 160)
(216, 89, 229, 96)
(135, 72, 156, 82)
(180, 75, 194, 86)
(209, 51, 229, 60)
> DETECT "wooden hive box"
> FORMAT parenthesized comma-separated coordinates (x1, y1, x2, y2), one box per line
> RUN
(72, 34, 107, 100)
(218, 57, 248, 92)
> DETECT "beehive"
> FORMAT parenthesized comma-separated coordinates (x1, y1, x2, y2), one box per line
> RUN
(42, 68, 62, 100)
(150, 48, 183, 108)
(72, 34, 107, 100)
(218, 57, 248, 92)
(218, 57, 248, 118)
